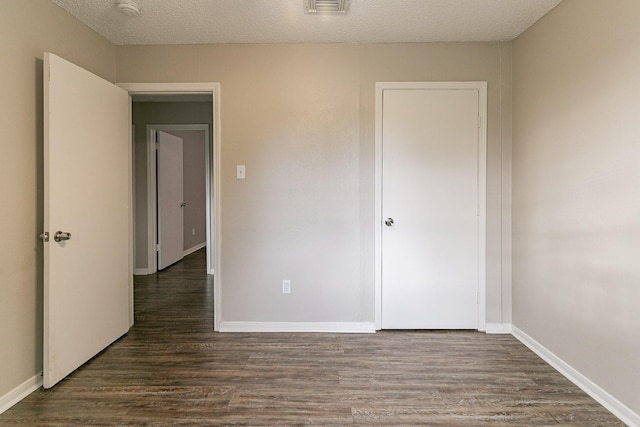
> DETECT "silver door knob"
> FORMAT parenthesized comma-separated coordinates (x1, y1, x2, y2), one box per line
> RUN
(385, 218, 394, 227)
(54, 231, 72, 242)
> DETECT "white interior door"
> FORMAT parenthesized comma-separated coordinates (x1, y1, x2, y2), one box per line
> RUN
(381, 87, 480, 329)
(157, 131, 184, 270)
(43, 53, 131, 388)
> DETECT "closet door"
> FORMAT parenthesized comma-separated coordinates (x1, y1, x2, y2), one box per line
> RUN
(381, 87, 480, 329)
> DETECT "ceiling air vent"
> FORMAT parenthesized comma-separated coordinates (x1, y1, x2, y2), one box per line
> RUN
(304, 0, 350, 14)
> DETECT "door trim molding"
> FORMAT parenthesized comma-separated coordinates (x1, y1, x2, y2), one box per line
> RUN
(374, 81, 488, 331)
(118, 82, 222, 331)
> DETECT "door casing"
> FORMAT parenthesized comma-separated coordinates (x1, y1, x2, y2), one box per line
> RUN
(119, 82, 222, 331)
(374, 81, 488, 331)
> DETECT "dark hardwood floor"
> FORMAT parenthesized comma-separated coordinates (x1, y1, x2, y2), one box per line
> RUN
(1, 249, 622, 425)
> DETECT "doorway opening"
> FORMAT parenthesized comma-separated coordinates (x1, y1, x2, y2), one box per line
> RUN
(119, 82, 221, 331)
(146, 124, 210, 273)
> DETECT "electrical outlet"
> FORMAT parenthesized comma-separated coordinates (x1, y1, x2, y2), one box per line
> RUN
(282, 280, 291, 294)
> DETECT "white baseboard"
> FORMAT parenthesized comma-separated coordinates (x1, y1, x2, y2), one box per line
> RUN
(0, 372, 42, 415)
(184, 242, 206, 257)
(134, 242, 205, 275)
(219, 321, 376, 333)
(512, 325, 639, 427)
(485, 322, 512, 334)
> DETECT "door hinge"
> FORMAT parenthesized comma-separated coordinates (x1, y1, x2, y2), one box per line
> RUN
(478, 114, 481, 128)
(156, 243, 160, 251)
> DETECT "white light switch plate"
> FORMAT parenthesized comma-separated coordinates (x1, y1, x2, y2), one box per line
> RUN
(237, 165, 246, 179)
(282, 280, 291, 294)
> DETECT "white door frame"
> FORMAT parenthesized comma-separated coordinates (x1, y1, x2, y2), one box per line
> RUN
(374, 81, 487, 331)
(147, 125, 209, 273)
(118, 82, 222, 331)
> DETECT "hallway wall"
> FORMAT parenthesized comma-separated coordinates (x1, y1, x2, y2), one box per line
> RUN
(131, 102, 212, 271)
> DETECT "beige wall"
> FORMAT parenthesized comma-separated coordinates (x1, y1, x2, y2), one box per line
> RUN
(118, 43, 512, 324)
(513, 0, 640, 414)
(131, 102, 212, 269)
(0, 0, 115, 398)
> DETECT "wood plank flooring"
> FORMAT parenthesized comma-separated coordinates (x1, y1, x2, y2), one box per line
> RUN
(1, 249, 623, 425)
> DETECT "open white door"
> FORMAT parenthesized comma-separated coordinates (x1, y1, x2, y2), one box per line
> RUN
(43, 53, 130, 388)
(157, 131, 184, 270)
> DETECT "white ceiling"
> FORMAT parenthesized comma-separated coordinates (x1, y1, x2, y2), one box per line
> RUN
(50, 0, 563, 46)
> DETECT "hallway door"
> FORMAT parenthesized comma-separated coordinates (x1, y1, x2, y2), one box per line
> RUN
(157, 131, 185, 270)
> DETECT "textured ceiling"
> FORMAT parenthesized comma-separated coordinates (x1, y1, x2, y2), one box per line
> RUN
(50, 0, 563, 45)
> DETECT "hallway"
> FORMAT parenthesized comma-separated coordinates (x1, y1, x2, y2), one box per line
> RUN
(0, 250, 621, 425)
